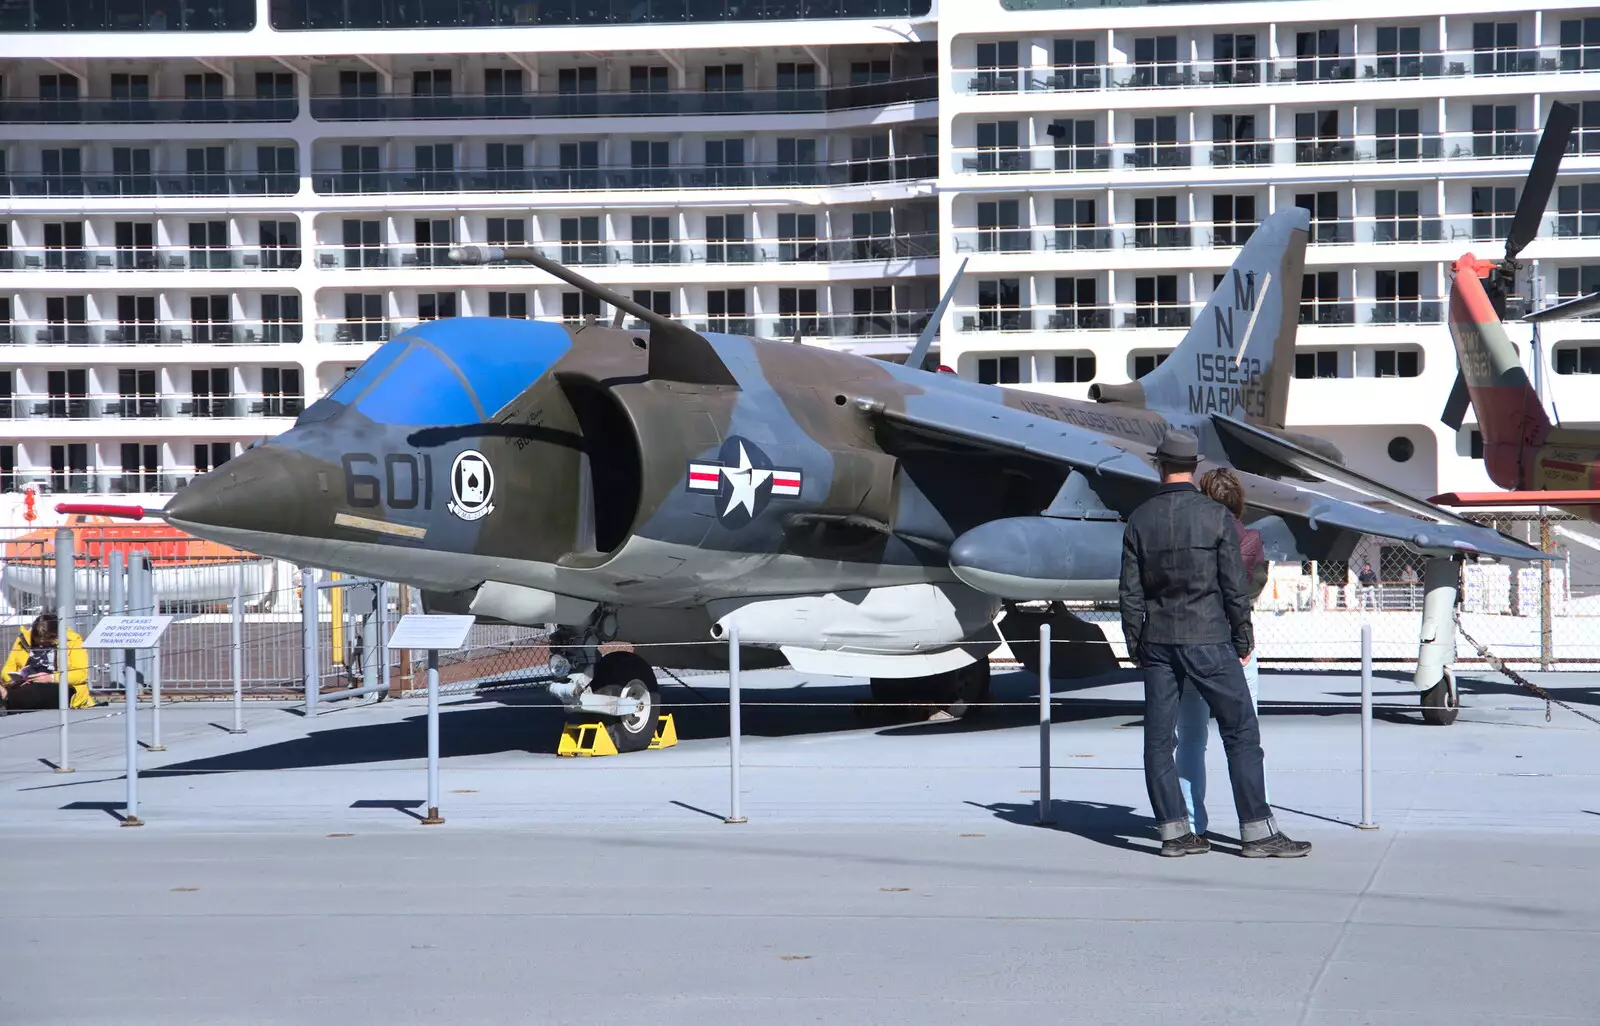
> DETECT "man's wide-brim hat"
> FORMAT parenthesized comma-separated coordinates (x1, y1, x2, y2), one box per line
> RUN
(1153, 429, 1202, 466)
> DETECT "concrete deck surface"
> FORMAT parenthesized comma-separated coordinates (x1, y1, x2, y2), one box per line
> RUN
(3, 667, 1598, 1025)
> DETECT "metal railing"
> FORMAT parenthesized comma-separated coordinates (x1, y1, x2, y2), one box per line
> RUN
(310, 310, 935, 344)
(0, 97, 296, 124)
(311, 156, 938, 195)
(0, 392, 303, 421)
(309, 77, 937, 121)
(949, 130, 1597, 176)
(309, 233, 938, 270)
(953, 44, 1600, 94)
(1, 173, 299, 198)
(0, 322, 303, 346)
(0, 246, 302, 272)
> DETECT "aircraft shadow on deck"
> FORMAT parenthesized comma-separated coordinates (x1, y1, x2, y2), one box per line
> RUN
(142, 668, 1417, 777)
(1451, 674, 1600, 708)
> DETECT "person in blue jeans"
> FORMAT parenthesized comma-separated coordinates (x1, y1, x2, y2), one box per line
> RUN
(1119, 432, 1308, 858)
(1175, 468, 1268, 837)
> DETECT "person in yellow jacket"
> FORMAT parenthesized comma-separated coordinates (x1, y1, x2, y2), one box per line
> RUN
(2, 612, 94, 711)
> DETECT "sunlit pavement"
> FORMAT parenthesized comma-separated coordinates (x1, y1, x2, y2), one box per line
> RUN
(3, 667, 1597, 1025)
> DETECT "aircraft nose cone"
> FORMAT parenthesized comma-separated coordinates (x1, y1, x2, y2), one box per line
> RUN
(165, 447, 295, 538)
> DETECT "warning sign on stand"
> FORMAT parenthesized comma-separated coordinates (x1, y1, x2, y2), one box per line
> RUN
(84, 616, 174, 650)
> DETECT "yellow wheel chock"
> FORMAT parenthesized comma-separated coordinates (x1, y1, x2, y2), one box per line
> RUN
(648, 713, 678, 750)
(557, 714, 677, 757)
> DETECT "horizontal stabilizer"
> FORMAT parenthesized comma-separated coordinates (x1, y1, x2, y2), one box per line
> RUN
(1212, 414, 1482, 528)
(1432, 490, 1600, 507)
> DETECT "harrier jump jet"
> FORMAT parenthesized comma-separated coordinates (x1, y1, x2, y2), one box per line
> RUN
(76, 207, 1539, 749)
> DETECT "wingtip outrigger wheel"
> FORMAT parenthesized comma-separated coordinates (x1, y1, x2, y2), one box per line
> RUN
(1420, 671, 1460, 727)
(1413, 556, 1462, 726)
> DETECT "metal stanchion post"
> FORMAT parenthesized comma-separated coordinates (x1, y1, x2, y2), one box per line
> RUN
(122, 663, 142, 827)
(54, 526, 75, 773)
(229, 565, 245, 734)
(1539, 513, 1554, 671)
(1038, 622, 1053, 825)
(1359, 623, 1379, 830)
(301, 567, 317, 716)
(108, 549, 124, 615)
(421, 649, 443, 825)
(726, 622, 746, 824)
(148, 641, 164, 752)
(130, 550, 151, 701)
(376, 582, 391, 696)
(108, 552, 124, 718)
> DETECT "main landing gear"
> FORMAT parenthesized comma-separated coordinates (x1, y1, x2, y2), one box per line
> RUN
(866, 659, 992, 722)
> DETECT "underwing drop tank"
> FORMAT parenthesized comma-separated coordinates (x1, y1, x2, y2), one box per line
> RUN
(947, 516, 1126, 601)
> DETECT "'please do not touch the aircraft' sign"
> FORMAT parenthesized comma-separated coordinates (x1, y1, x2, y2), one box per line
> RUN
(83, 616, 174, 651)
(387, 614, 475, 651)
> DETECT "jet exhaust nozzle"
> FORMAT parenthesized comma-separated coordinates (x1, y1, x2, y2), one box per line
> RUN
(948, 516, 1125, 600)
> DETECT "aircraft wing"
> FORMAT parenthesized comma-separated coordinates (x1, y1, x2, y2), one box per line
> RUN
(1238, 474, 1548, 562)
(857, 393, 1159, 483)
(1434, 490, 1600, 507)
(1212, 414, 1486, 528)
(862, 394, 1545, 562)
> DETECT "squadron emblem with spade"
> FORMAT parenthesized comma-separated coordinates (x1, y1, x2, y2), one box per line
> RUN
(447, 449, 496, 521)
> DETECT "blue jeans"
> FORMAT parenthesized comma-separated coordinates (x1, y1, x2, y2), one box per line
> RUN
(1142, 642, 1273, 842)
(1177, 651, 1260, 836)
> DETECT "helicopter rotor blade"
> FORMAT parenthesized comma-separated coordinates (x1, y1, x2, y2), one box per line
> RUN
(1505, 101, 1578, 263)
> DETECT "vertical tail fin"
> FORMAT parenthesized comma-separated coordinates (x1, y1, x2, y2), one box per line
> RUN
(1447, 257, 1551, 489)
(1121, 207, 1309, 427)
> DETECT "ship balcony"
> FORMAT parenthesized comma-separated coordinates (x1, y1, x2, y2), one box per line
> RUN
(0, 98, 296, 125)
(1, 322, 304, 348)
(0, 393, 303, 422)
(308, 233, 938, 271)
(311, 156, 938, 196)
(0, 246, 302, 273)
(946, 132, 1600, 180)
(1, 173, 298, 199)
(950, 44, 1600, 99)
(308, 78, 937, 122)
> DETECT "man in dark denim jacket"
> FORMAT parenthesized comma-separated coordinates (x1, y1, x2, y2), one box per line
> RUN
(1119, 430, 1311, 859)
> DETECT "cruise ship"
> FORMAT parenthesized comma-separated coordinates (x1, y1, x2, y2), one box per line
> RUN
(2, 0, 1598, 518)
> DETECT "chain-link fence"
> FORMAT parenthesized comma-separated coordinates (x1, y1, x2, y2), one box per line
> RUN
(6, 511, 1597, 701)
(0, 523, 555, 700)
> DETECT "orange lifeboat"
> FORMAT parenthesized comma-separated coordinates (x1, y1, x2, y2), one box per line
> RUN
(2, 514, 274, 608)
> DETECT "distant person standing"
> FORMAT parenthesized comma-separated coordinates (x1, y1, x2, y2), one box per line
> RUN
(1358, 561, 1380, 609)
(1175, 467, 1268, 837)
(1119, 431, 1309, 858)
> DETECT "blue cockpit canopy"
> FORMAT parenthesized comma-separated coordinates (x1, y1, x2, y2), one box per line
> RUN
(305, 318, 573, 426)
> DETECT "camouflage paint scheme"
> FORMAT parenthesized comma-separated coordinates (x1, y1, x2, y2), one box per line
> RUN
(1447, 255, 1600, 523)
(165, 208, 1540, 672)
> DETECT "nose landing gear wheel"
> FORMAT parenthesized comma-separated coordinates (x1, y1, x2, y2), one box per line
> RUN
(592, 651, 661, 753)
(1419, 671, 1459, 726)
